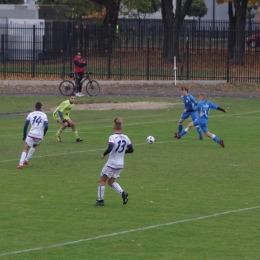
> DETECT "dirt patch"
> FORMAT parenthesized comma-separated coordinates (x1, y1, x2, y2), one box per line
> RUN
(50, 101, 181, 111)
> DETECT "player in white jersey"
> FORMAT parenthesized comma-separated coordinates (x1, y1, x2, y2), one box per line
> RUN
(94, 117, 134, 206)
(16, 102, 48, 169)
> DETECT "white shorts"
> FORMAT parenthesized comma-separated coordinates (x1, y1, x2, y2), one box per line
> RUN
(26, 136, 42, 147)
(101, 164, 123, 179)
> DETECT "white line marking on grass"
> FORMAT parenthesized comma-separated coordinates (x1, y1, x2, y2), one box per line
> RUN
(1, 110, 260, 137)
(0, 148, 104, 163)
(0, 140, 185, 163)
(0, 205, 259, 257)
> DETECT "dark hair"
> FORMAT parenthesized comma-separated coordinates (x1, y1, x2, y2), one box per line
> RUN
(180, 86, 189, 92)
(35, 102, 42, 110)
(70, 93, 75, 97)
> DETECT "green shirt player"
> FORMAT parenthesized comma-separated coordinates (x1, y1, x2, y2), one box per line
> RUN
(53, 94, 83, 142)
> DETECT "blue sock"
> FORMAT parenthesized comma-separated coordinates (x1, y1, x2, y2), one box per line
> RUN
(179, 130, 188, 137)
(196, 126, 203, 138)
(178, 124, 183, 133)
(212, 135, 220, 143)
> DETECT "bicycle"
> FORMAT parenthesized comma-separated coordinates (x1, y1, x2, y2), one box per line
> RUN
(59, 72, 101, 96)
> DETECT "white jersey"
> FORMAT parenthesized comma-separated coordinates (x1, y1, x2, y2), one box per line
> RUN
(106, 133, 132, 169)
(26, 111, 48, 140)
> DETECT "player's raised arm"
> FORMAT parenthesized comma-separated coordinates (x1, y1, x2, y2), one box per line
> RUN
(217, 107, 227, 113)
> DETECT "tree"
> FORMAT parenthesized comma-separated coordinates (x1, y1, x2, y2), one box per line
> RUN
(36, 0, 101, 19)
(187, 0, 208, 18)
(233, 0, 248, 65)
(37, 0, 160, 28)
(121, 0, 160, 18)
(227, 1, 236, 59)
(137, 0, 160, 16)
(217, 0, 256, 65)
(37, 0, 160, 55)
(161, 0, 194, 62)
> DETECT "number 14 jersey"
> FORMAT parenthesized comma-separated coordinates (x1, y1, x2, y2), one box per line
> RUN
(26, 111, 48, 140)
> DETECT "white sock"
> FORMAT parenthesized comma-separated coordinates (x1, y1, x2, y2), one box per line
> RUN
(184, 128, 190, 133)
(98, 186, 105, 200)
(19, 152, 27, 165)
(112, 182, 123, 194)
(26, 147, 35, 161)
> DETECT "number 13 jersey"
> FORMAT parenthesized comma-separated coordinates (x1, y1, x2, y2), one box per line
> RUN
(106, 133, 132, 169)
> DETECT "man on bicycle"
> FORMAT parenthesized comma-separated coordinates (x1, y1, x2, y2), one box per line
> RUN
(74, 52, 87, 97)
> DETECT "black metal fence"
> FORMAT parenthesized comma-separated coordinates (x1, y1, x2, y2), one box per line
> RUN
(0, 19, 260, 82)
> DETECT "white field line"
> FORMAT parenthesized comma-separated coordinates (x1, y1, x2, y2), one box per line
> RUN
(1, 110, 259, 163)
(0, 140, 184, 163)
(57, 110, 260, 127)
(0, 110, 259, 137)
(0, 205, 259, 257)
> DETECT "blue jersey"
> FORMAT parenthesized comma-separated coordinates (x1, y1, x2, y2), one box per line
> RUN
(181, 94, 197, 110)
(193, 100, 218, 124)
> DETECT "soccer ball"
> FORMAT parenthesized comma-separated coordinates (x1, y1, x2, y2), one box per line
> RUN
(146, 136, 155, 144)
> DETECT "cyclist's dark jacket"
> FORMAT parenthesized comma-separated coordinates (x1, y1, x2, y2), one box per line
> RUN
(74, 56, 86, 73)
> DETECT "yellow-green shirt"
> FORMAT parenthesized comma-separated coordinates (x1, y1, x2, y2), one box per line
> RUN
(53, 100, 74, 119)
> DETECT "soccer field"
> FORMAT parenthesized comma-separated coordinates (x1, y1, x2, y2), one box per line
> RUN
(0, 95, 260, 260)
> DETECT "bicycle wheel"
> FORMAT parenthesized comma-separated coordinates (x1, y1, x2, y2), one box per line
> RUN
(59, 80, 75, 96)
(85, 80, 100, 96)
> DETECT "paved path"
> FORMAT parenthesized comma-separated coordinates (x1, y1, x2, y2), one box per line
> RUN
(0, 80, 259, 98)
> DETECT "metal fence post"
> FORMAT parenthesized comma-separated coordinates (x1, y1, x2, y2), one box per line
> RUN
(107, 24, 111, 79)
(186, 37, 189, 80)
(119, 56, 122, 80)
(1, 34, 4, 64)
(42, 35, 45, 65)
(146, 37, 150, 80)
(226, 29, 230, 83)
(1, 34, 7, 80)
(61, 32, 71, 79)
(32, 25, 36, 78)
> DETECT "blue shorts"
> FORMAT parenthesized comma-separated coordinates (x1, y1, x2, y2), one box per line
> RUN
(193, 118, 208, 132)
(181, 111, 198, 121)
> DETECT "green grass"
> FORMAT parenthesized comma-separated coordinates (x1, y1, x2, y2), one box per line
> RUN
(0, 95, 260, 259)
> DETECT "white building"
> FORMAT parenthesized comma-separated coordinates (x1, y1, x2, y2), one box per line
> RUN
(0, 3, 39, 24)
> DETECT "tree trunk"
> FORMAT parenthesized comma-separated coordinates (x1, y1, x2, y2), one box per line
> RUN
(95, 0, 121, 56)
(161, 0, 169, 59)
(247, 7, 252, 36)
(102, 0, 121, 29)
(233, 0, 248, 65)
(161, 0, 174, 61)
(161, 0, 193, 63)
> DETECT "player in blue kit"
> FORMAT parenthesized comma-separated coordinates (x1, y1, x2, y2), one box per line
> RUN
(177, 87, 203, 140)
(174, 93, 227, 147)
